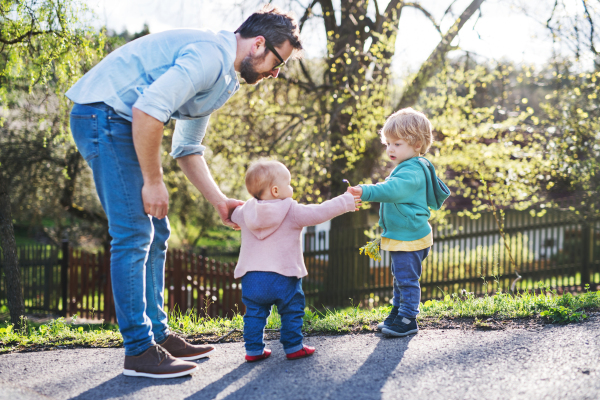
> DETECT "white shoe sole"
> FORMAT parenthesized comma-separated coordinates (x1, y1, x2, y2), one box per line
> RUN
(376, 322, 388, 330)
(177, 348, 216, 361)
(123, 365, 198, 379)
(381, 327, 418, 337)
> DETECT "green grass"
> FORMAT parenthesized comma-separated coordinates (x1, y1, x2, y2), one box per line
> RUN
(166, 304, 391, 338)
(1, 288, 599, 354)
(419, 286, 599, 322)
(0, 314, 121, 354)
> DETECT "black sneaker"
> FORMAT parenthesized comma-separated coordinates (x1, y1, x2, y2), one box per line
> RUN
(376, 306, 399, 330)
(382, 316, 418, 337)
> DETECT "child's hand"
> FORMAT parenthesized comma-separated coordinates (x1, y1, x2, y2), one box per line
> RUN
(347, 185, 363, 197)
(353, 196, 362, 211)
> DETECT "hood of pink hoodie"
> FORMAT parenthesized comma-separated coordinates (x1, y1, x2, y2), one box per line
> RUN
(242, 197, 294, 240)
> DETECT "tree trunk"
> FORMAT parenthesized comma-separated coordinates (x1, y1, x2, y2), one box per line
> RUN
(313, 0, 486, 308)
(321, 210, 370, 307)
(0, 179, 25, 330)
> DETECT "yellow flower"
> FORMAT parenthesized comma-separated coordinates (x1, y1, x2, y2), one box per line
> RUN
(359, 237, 382, 261)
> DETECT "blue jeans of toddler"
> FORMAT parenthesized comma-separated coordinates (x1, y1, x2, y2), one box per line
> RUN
(391, 248, 430, 319)
(241, 271, 305, 356)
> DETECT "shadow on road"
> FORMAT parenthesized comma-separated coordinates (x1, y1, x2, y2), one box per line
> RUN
(187, 334, 413, 400)
(320, 335, 414, 399)
(69, 359, 209, 400)
(185, 362, 256, 400)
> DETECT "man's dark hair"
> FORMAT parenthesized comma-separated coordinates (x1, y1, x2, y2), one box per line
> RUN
(235, 5, 303, 58)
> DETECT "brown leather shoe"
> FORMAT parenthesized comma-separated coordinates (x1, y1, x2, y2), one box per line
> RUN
(159, 333, 216, 360)
(123, 345, 198, 378)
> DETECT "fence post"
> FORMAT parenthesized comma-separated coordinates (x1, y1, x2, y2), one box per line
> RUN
(60, 240, 69, 317)
(103, 243, 115, 323)
(173, 249, 182, 313)
(581, 223, 592, 289)
(43, 247, 52, 312)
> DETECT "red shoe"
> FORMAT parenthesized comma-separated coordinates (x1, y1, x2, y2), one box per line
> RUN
(245, 349, 271, 363)
(286, 345, 315, 360)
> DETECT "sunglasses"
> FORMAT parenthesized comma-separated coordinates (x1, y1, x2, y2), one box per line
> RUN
(264, 39, 286, 70)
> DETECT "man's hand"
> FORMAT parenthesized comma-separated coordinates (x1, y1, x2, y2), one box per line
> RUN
(132, 107, 168, 219)
(142, 181, 169, 219)
(215, 198, 245, 230)
(177, 155, 245, 229)
(347, 185, 363, 198)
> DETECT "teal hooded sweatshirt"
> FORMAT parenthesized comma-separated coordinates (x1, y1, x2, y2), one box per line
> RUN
(360, 157, 451, 241)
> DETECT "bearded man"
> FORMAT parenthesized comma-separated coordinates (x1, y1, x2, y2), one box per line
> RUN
(65, 6, 302, 378)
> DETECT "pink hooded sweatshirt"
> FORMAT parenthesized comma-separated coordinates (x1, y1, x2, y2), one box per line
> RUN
(231, 192, 356, 279)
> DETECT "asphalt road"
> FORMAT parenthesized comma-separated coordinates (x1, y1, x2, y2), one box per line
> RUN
(1, 314, 599, 400)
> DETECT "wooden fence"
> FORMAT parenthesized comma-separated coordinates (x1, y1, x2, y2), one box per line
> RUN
(303, 208, 600, 307)
(1, 207, 599, 319)
(165, 249, 241, 319)
(0, 243, 241, 323)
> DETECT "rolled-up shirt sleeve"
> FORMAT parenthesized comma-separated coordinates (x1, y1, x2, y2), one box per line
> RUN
(133, 42, 223, 123)
(170, 117, 210, 158)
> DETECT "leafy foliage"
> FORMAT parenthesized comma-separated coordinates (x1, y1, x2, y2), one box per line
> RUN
(536, 67, 600, 218)
(0, 0, 109, 247)
(405, 59, 600, 221)
(540, 306, 587, 324)
(0, 0, 105, 106)
(3, 0, 600, 246)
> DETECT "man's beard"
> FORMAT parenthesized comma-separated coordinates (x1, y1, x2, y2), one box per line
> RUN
(239, 51, 269, 85)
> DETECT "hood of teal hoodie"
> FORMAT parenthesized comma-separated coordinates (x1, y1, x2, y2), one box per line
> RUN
(413, 157, 451, 210)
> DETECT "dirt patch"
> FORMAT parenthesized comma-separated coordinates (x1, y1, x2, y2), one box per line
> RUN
(418, 315, 549, 331)
(183, 312, 599, 345)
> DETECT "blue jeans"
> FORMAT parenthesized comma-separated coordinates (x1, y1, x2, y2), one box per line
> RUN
(391, 248, 430, 319)
(70, 102, 170, 356)
(241, 272, 305, 356)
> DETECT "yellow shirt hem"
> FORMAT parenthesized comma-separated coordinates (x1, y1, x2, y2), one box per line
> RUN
(380, 232, 432, 252)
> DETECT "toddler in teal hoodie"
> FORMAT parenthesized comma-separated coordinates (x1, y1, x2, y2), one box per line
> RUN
(348, 108, 450, 337)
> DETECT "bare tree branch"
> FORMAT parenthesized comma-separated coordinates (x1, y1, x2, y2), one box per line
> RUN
(299, 0, 319, 32)
(377, 0, 402, 33)
(582, 0, 599, 56)
(404, 3, 442, 34)
(546, 0, 559, 38)
(442, 0, 461, 21)
(372, 0, 382, 30)
(298, 59, 316, 88)
(396, 0, 486, 110)
(58, 151, 108, 227)
(316, 0, 337, 34)
(383, 0, 402, 17)
(0, 29, 55, 45)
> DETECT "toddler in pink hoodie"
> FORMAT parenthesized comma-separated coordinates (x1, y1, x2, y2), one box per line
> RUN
(231, 160, 360, 362)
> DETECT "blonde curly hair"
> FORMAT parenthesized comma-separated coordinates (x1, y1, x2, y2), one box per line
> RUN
(380, 108, 433, 155)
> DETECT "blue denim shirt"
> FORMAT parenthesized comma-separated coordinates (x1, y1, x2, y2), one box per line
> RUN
(65, 29, 240, 159)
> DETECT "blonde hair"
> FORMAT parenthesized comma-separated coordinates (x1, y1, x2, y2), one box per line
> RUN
(245, 160, 287, 199)
(380, 108, 433, 155)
